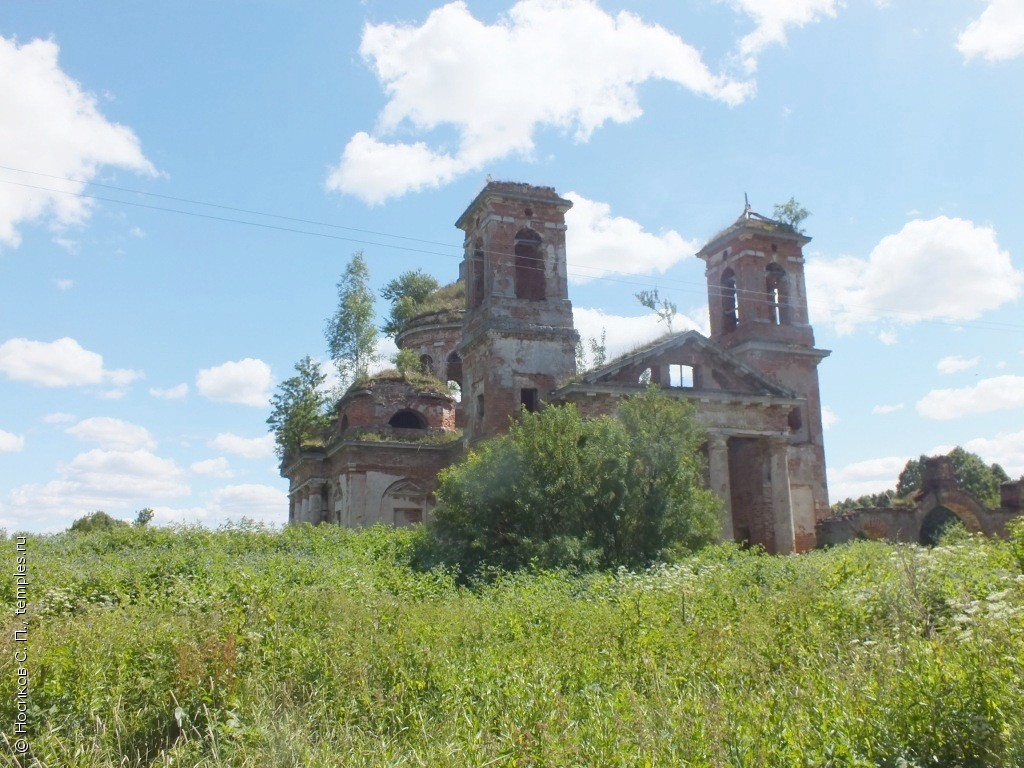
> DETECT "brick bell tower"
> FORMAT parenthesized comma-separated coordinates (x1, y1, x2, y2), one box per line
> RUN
(455, 182, 580, 442)
(697, 204, 831, 549)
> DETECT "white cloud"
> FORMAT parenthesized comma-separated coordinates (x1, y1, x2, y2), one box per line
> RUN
(66, 417, 155, 451)
(328, 0, 752, 203)
(0, 36, 154, 248)
(207, 484, 288, 525)
(872, 403, 904, 415)
(916, 375, 1024, 420)
(820, 405, 838, 430)
(0, 430, 25, 452)
(0, 337, 142, 392)
(807, 217, 1023, 334)
(828, 455, 908, 500)
(209, 433, 275, 459)
(42, 412, 75, 424)
(937, 355, 979, 374)
(564, 192, 699, 282)
(573, 306, 705, 367)
(729, 0, 841, 72)
(957, 0, 1024, 62)
(878, 329, 898, 346)
(55, 278, 73, 291)
(957, 428, 1024, 477)
(0, 448, 188, 531)
(149, 383, 189, 400)
(196, 358, 272, 407)
(190, 457, 234, 478)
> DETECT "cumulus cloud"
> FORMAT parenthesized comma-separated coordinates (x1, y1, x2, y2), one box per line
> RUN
(729, 0, 842, 72)
(957, 0, 1024, 62)
(65, 417, 155, 451)
(828, 455, 909, 500)
(0, 449, 188, 531)
(328, 0, 751, 203)
(0, 430, 25, 452)
(190, 457, 234, 478)
(916, 374, 1024, 420)
(207, 484, 288, 525)
(0, 36, 154, 247)
(209, 433, 275, 459)
(196, 358, 272, 407)
(872, 403, 904, 415)
(957, 428, 1024, 476)
(564, 192, 699, 282)
(937, 355, 979, 374)
(572, 306, 705, 368)
(0, 337, 141, 391)
(149, 383, 189, 400)
(820, 405, 838, 430)
(806, 217, 1022, 334)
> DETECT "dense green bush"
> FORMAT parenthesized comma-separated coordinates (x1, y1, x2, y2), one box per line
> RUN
(426, 388, 721, 574)
(2, 523, 1023, 766)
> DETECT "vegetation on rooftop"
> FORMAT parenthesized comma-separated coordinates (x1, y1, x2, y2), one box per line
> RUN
(383, 271, 464, 338)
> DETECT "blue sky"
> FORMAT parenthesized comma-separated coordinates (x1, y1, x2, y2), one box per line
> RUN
(1, 0, 1022, 532)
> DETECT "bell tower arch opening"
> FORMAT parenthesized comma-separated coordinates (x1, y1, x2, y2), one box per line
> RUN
(514, 228, 546, 301)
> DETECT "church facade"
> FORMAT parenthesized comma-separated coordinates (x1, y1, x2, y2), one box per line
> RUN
(283, 181, 832, 553)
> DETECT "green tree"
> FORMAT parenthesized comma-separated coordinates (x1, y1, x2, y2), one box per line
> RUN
(772, 197, 810, 233)
(267, 356, 333, 459)
(635, 289, 677, 332)
(133, 507, 155, 527)
(588, 328, 608, 369)
(69, 511, 128, 533)
(896, 447, 1009, 507)
(427, 387, 720, 575)
(325, 251, 379, 384)
(381, 270, 441, 337)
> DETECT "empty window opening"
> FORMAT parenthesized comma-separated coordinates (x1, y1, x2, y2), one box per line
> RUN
(721, 269, 739, 331)
(669, 364, 694, 388)
(638, 367, 652, 385)
(476, 394, 485, 424)
(445, 350, 462, 386)
(787, 407, 803, 433)
(766, 264, 788, 326)
(514, 228, 545, 301)
(447, 380, 462, 402)
(771, 243, 778, 253)
(340, 414, 350, 432)
(470, 242, 485, 308)
(419, 354, 433, 374)
(389, 410, 427, 429)
(520, 387, 539, 413)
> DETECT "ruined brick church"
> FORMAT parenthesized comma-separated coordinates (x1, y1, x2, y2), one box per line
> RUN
(284, 181, 832, 553)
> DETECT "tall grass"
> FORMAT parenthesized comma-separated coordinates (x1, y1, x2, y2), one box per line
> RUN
(2, 522, 1023, 766)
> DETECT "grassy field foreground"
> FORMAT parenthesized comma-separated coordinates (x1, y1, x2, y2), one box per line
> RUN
(2, 523, 1024, 767)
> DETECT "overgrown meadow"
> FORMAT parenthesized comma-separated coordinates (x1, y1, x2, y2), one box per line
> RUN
(2, 523, 1024, 767)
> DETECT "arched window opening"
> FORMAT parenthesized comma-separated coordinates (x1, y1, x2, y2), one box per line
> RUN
(514, 228, 545, 301)
(381, 479, 427, 527)
(470, 241, 485, 308)
(919, 506, 962, 546)
(721, 269, 739, 331)
(446, 350, 462, 386)
(766, 263, 788, 326)
(447, 380, 462, 402)
(388, 410, 427, 429)
(787, 407, 803, 433)
(340, 414, 350, 432)
(419, 354, 433, 374)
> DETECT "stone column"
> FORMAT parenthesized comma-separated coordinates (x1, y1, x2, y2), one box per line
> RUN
(307, 484, 323, 524)
(769, 437, 795, 554)
(707, 433, 734, 542)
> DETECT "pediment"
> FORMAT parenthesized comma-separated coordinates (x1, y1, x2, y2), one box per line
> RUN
(579, 330, 794, 398)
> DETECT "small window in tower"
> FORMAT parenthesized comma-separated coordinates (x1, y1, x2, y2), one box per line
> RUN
(721, 268, 739, 331)
(470, 242, 485, 308)
(771, 243, 778, 253)
(447, 380, 462, 402)
(419, 354, 433, 374)
(340, 414, 350, 432)
(669, 364, 694, 388)
(766, 263, 788, 326)
(476, 394, 485, 424)
(520, 387, 539, 413)
(445, 350, 462, 386)
(514, 228, 545, 301)
(638, 367, 652, 385)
